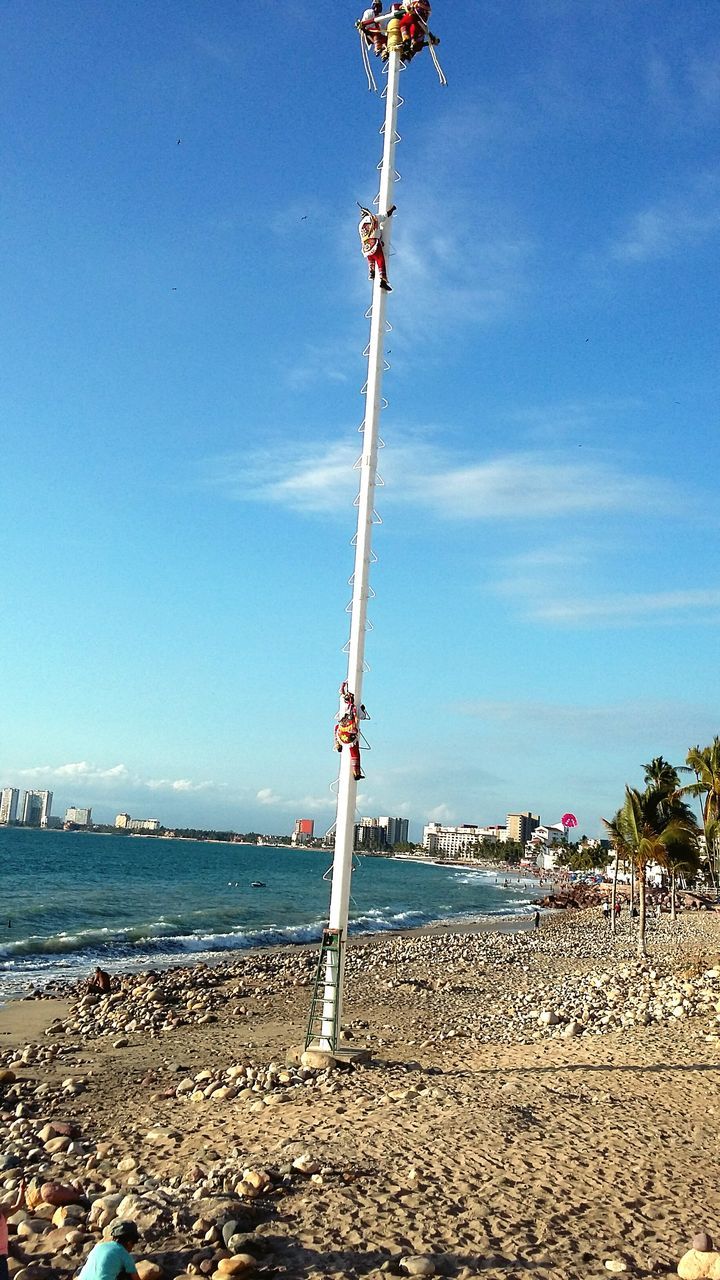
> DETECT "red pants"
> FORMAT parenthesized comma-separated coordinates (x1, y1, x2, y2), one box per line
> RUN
(362, 21, 385, 53)
(367, 247, 387, 279)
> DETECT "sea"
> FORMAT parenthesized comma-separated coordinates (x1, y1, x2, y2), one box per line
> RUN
(0, 828, 540, 1002)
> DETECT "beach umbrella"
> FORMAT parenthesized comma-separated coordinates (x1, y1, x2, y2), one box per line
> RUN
(561, 813, 578, 828)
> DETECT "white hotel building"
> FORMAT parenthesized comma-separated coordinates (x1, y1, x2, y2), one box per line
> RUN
(423, 822, 508, 858)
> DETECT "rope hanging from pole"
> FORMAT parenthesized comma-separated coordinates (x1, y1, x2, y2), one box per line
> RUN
(427, 40, 447, 86)
(416, 14, 448, 86)
(359, 29, 378, 92)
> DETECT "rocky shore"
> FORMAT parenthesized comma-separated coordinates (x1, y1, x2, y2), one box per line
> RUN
(2, 910, 719, 1280)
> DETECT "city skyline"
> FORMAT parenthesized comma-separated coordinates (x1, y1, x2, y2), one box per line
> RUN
(2, 3, 718, 840)
(0, 781, 572, 844)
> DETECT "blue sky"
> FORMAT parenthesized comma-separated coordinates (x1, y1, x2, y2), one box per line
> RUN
(1, 1, 718, 838)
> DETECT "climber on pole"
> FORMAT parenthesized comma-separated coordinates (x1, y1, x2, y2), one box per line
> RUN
(357, 0, 387, 57)
(334, 681, 368, 781)
(358, 203, 396, 292)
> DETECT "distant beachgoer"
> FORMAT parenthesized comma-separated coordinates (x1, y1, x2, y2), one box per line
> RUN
(533, 910, 540, 930)
(78, 1220, 139, 1280)
(614, 900, 621, 918)
(89, 967, 112, 996)
(631, 905, 639, 918)
(1, 1182, 26, 1280)
(602, 901, 610, 923)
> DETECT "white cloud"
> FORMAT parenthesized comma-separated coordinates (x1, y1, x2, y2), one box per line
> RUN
(391, 197, 533, 335)
(146, 778, 218, 793)
(457, 697, 718, 748)
(535, 588, 720, 626)
(15, 762, 218, 793)
(610, 171, 720, 262)
(410, 451, 665, 520)
(256, 785, 335, 812)
(492, 546, 720, 629)
(205, 436, 676, 521)
(256, 787, 281, 806)
(18, 761, 129, 782)
(427, 803, 453, 822)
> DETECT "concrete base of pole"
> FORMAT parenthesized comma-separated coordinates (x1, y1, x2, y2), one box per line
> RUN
(286, 1044, 373, 1069)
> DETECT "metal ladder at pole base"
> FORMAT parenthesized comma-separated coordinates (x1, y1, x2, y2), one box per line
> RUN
(304, 927, 343, 1052)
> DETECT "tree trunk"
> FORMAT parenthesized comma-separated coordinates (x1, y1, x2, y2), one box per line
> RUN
(610, 849, 619, 936)
(670, 872, 677, 921)
(637, 864, 647, 956)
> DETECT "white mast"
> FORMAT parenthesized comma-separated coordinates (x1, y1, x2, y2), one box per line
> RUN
(310, 51, 402, 1053)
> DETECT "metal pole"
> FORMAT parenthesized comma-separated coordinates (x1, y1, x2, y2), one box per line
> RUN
(313, 53, 402, 1052)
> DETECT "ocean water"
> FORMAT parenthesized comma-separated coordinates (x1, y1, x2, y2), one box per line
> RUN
(0, 828, 538, 1000)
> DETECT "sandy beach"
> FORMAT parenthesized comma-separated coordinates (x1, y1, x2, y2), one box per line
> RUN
(1, 910, 719, 1280)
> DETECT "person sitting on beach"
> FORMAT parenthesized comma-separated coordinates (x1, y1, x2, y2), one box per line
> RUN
(1, 1181, 25, 1280)
(88, 966, 112, 995)
(78, 1220, 139, 1280)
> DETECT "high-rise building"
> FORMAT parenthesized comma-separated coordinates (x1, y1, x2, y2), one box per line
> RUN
(0, 788, 19, 824)
(65, 806, 92, 828)
(115, 813, 160, 832)
(377, 816, 409, 847)
(22, 790, 53, 827)
(355, 818, 387, 851)
(507, 812, 540, 845)
(292, 818, 315, 845)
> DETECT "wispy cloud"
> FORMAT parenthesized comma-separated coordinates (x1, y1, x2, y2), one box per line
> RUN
(392, 196, 533, 335)
(610, 170, 720, 262)
(493, 547, 720, 629)
(427, 802, 453, 822)
(535, 588, 720, 626)
(204, 435, 677, 521)
(15, 762, 219, 793)
(146, 778, 218, 793)
(646, 49, 720, 127)
(18, 761, 130, 782)
(256, 785, 334, 812)
(457, 697, 719, 748)
(256, 787, 281, 806)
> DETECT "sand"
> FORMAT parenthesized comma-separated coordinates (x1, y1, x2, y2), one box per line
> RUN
(1, 910, 719, 1280)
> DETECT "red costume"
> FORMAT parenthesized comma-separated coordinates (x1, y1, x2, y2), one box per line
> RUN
(334, 682, 367, 781)
(399, 0, 431, 56)
(358, 206, 395, 292)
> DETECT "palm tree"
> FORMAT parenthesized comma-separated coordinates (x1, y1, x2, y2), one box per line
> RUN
(602, 809, 627, 936)
(603, 785, 698, 955)
(643, 756, 681, 794)
(657, 835, 701, 920)
(682, 739, 720, 888)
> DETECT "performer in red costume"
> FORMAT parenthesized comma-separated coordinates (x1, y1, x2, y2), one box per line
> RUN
(399, 0, 432, 58)
(358, 204, 396, 292)
(334, 682, 368, 781)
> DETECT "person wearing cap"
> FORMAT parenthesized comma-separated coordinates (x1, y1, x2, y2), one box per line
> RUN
(357, 1, 387, 57)
(77, 1221, 139, 1280)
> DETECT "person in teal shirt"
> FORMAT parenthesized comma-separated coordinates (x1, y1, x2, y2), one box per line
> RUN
(78, 1221, 139, 1280)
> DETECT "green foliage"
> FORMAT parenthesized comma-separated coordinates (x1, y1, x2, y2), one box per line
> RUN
(603, 763, 701, 952)
(556, 845, 607, 871)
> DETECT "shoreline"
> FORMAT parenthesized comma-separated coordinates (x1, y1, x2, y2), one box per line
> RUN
(1, 909, 718, 1280)
(0, 908, 542, 1011)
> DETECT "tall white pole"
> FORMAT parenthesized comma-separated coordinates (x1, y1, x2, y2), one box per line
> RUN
(313, 52, 402, 1052)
